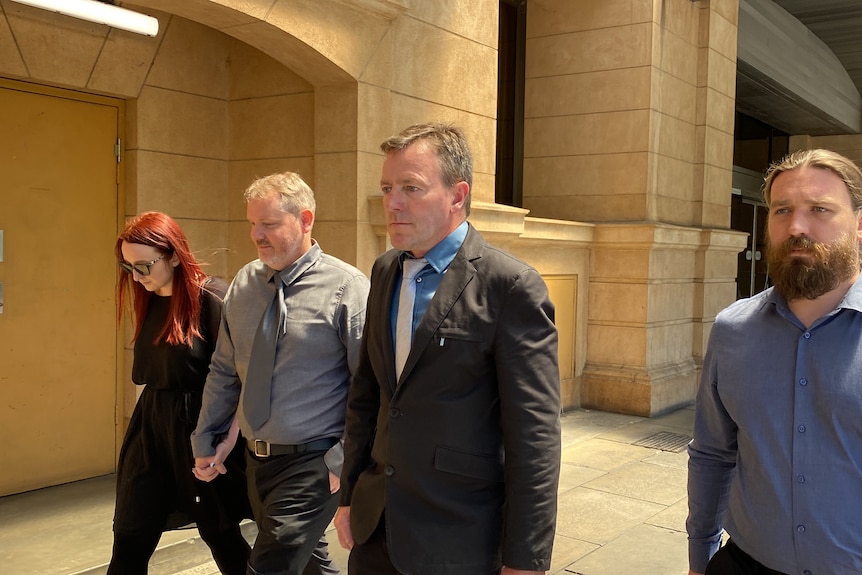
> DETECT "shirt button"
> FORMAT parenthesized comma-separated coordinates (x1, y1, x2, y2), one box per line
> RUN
(384, 465, 395, 476)
(416, 277, 423, 283)
(797, 524, 806, 533)
(803, 332, 811, 339)
(389, 408, 401, 418)
(799, 378, 808, 386)
(797, 475, 805, 483)
(797, 424, 806, 433)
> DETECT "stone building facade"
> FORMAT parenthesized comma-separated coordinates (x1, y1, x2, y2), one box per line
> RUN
(0, 0, 815, 494)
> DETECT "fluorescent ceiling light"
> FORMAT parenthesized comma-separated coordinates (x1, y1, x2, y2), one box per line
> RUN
(9, 0, 159, 37)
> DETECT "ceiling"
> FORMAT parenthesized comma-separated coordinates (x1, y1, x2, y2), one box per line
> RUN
(738, 0, 862, 136)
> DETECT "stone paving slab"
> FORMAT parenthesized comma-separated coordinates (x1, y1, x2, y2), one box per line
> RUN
(582, 460, 688, 506)
(549, 534, 599, 573)
(561, 523, 689, 575)
(561, 438, 659, 473)
(556, 486, 667, 546)
(558, 463, 607, 493)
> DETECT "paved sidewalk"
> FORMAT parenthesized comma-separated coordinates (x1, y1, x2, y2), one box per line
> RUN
(0, 406, 694, 574)
(552, 406, 693, 574)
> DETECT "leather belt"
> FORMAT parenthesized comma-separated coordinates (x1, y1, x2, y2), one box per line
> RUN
(247, 437, 337, 458)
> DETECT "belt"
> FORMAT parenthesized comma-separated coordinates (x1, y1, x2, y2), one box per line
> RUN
(247, 437, 337, 458)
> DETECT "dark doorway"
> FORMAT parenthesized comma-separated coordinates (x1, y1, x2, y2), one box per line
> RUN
(731, 112, 789, 298)
(496, 0, 526, 207)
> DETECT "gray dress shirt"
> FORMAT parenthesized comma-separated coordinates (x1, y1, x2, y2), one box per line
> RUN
(192, 242, 369, 466)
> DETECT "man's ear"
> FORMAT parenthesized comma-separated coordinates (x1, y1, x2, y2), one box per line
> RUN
(300, 208, 315, 232)
(451, 181, 469, 212)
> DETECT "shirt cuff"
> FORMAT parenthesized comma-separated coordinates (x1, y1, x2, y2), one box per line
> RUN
(689, 535, 722, 573)
(324, 440, 344, 478)
(190, 432, 217, 458)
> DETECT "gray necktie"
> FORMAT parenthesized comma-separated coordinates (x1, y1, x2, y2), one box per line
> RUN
(395, 258, 427, 380)
(243, 273, 284, 430)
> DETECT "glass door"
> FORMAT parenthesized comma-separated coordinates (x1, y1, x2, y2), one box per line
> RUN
(731, 194, 770, 299)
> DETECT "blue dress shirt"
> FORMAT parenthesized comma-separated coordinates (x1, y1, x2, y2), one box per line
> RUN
(390, 221, 468, 347)
(687, 275, 862, 575)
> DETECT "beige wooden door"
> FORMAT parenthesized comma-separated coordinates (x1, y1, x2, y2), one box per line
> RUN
(0, 79, 121, 496)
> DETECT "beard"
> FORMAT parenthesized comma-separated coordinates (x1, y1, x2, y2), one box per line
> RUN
(766, 233, 860, 301)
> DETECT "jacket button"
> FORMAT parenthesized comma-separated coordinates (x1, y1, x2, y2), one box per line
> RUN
(389, 408, 400, 418)
(384, 465, 395, 476)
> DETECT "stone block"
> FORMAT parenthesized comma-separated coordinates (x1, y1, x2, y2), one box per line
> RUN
(137, 86, 229, 158)
(229, 93, 314, 160)
(315, 152, 359, 221)
(135, 151, 228, 220)
(145, 17, 230, 98)
(228, 37, 313, 100)
(526, 24, 652, 77)
(526, 67, 650, 117)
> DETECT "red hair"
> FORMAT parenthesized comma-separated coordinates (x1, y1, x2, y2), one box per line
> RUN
(115, 212, 206, 346)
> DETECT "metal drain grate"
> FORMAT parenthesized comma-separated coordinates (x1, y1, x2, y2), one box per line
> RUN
(632, 431, 692, 452)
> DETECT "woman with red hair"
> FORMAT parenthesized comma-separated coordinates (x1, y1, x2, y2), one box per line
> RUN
(108, 212, 250, 575)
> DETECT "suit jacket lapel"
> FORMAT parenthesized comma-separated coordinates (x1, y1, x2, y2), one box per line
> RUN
(379, 253, 402, 395)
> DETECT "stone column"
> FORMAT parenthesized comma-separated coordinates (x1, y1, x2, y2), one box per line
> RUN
(524, 0, 742, 415)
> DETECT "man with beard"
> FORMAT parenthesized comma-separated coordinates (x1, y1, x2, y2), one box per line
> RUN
(191, 172, 369, 574)
(687, 149, 862, 575)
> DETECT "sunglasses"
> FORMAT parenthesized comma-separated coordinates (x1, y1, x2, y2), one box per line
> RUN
(119, 254, 166, 276)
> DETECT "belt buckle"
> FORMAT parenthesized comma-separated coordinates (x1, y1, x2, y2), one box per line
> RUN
(254, 439, 271, 457)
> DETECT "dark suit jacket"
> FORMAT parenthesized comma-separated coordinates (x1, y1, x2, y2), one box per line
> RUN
(341, 225, 561, 575)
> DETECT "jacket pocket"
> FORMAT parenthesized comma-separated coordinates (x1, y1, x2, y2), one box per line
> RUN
(434, 326, 483, 345)
(434, 445, 503, 482)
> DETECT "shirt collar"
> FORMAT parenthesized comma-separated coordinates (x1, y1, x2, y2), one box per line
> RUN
(400, 221, 468, 273)
(267, 240, 321, 286)
(839, 272, 862, 312)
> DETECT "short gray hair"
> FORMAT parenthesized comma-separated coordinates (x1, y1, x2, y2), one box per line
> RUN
(244, 171, 316, 215)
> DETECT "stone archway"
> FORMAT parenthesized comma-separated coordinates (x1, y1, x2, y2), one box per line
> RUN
(0, 0, 398, 477)
(125, 0, 406, 269)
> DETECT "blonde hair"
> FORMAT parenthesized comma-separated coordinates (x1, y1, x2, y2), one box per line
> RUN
(244, 171, 316, 215)
(763, 149, 862, 211)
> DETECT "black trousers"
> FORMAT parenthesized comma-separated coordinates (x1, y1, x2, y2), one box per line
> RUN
(107, 520, 250, 575)
(245, 449, 340, 575)
(705, 540, 788, 575)
(348, 514, 501, 575)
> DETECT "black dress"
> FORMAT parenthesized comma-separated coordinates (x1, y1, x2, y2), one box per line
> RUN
(112, 278, 250, 536)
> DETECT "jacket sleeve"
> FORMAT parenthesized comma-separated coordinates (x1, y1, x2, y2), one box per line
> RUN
(496, 267, 562, 571)
(340, 259, 385, 504)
